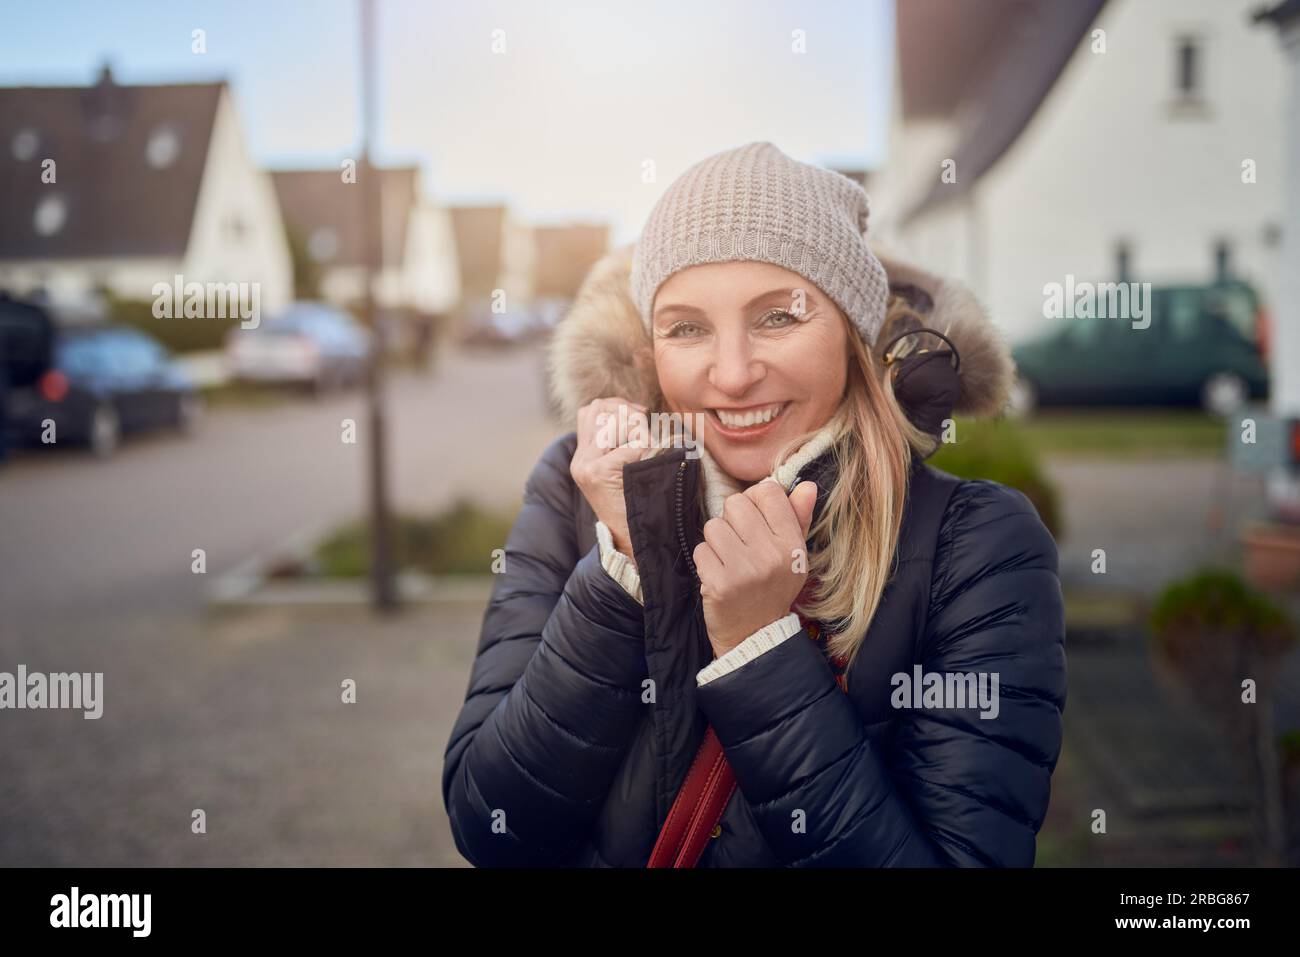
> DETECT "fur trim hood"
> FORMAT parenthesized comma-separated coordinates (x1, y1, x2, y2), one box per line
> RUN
(546, 242, 1013, 430)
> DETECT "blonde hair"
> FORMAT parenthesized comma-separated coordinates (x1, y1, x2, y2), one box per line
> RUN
(770, 292, 939, 669)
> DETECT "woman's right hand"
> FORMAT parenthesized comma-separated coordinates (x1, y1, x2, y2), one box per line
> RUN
(570, 397, 651, 560)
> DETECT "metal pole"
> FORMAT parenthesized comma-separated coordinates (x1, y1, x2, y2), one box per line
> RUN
(360, 0, 397, 610)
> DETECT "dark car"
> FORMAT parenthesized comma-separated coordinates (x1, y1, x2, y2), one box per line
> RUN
(3, 322, 202, 458)
(1010, 279, 1270, 414)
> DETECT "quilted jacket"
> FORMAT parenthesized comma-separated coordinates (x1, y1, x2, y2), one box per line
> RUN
(441, 244, 1068, 867)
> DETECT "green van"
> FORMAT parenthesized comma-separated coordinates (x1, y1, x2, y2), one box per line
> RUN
(1009, 279, 1270, 414)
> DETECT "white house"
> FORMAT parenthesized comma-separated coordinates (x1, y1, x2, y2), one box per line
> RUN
(0, 66, 292, 316)
(270, 165, 461, 317)
(872, 0, 1288, 346)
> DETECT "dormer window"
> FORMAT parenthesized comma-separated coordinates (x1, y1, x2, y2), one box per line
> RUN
(34, 194, 67, 237)
(308, 227, 341, 262)
(11, 127, 39, 161)
(146, 125, 181, 168)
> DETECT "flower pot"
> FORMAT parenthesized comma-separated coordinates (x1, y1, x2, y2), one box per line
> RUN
(1240, 522, 1300, 592)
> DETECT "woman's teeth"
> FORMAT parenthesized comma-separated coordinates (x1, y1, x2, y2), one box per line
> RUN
(713, 402, 786, 428)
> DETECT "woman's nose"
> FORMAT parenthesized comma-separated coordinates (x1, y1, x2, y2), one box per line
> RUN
(708, 338, 764, 397)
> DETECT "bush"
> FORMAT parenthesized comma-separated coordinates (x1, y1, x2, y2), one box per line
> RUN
(927, 417, 1062, 539)
(1149, 568, 1296, 864)
(315, 499, 520, 578)
(107, 295, 240, 354)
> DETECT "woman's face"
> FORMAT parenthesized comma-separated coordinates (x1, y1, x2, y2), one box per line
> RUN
(651, 260, 849, 482)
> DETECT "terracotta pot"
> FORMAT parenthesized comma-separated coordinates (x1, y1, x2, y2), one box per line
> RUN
(1240, 522, 1300, 592)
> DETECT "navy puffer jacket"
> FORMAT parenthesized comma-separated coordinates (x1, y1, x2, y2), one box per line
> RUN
(440, 246, 1068, 866)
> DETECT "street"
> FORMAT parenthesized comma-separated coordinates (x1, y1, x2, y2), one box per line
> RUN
(0, 345, 557, 865)
(0, 345, 1293, 866)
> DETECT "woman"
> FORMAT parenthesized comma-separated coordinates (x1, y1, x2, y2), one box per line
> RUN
(442, 141, 1066, 867)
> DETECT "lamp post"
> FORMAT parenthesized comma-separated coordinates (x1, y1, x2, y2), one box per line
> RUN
(360, 0, 397, 611)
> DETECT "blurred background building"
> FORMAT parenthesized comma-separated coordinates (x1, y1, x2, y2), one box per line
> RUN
(871, 0, 1286, 345)
(0, 65, 292, 316)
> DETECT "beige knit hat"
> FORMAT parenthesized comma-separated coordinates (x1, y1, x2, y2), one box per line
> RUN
(630, 140, 891, 345)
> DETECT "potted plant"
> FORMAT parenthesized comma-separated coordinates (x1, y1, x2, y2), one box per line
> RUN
(1149, 568, 1297, 865)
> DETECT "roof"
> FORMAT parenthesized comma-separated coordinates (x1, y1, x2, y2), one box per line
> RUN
(0, 67, 223, 259)
(898, 0, 1041, 119)
(270, 166, 418, 269)
(1254, 0, 1300, 28)
(900, 0, 1108, 224)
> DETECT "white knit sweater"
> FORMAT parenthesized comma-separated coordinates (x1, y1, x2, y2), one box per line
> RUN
(594, 417, 839, 686)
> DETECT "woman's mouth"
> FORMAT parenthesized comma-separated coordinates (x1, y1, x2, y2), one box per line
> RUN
(707, 401, 789, 441)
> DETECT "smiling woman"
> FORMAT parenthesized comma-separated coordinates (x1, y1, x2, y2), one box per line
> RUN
(442, 141, 1066, 869)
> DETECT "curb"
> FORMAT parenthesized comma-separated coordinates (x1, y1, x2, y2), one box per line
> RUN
(206, 522, 496, 610)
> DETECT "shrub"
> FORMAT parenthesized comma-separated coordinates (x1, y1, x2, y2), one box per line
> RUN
(107, 295, 240, 354)
(316, 499, 519, 578)
(927, 417, 1062, 539)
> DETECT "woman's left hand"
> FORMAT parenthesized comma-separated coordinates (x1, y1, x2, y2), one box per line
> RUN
(693, 479, 818, 657)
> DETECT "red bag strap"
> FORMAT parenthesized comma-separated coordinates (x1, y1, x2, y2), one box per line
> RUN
(648, 584, 831, 869)
(646, 726, 736, 868)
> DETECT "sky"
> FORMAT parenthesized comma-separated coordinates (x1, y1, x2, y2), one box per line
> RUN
(0, 0, 895, 244)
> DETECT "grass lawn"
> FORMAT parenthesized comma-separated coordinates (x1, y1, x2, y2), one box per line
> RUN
(1011, 408, 1226, 459)
(199, 381, 302, 410)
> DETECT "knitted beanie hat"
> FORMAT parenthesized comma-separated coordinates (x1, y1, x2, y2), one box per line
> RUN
(630, 140, 890, 346)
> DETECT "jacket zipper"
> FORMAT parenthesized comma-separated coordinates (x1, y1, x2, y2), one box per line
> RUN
(674, 459, 698, 581)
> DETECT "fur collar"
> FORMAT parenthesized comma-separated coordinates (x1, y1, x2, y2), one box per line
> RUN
(546, 242, 1013, 430)
(546, 242, 1013, 516)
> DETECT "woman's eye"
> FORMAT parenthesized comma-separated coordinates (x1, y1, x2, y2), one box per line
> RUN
(666, 322, 705, 338)
(760, 309, 798, 328)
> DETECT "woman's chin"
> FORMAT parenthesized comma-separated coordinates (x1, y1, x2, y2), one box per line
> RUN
(706, 443, 776, 483)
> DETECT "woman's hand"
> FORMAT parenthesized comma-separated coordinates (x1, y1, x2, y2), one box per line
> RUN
(694, 479, 818, 657)
(570, 396, 651, 561)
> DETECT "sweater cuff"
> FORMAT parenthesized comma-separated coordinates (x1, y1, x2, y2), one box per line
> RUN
(595, 519, 644, 605)
(697, 613, 802, 686)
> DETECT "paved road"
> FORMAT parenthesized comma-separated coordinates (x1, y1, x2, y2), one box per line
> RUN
(1, 362, 1293, 865)
(0, 344, 558, 865)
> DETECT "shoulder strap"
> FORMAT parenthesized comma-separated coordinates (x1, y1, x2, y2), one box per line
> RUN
(646, 727, 736, 868)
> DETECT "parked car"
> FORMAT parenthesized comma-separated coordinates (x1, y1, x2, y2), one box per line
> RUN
(225, 302, 371, 393)
(3, 322, 202, 458)
(1009, 279, 1270, 414)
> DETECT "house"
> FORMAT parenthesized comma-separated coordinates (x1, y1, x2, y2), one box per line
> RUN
(269, 165, 460, 317)
(872, 0, 1288, 343)
(447, 206, 609, 314)
(1253, 0, 1300, 422)
(0, 65, 292, 317)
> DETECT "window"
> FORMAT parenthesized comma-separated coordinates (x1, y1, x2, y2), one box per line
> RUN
(11, 127, 39, 162)
(1164, 289, 1201, 343)
(1114, 240, 1131, 283)
(1176, 37, 1200, 98)
(146, 125, 182, 169)
(33, 195, 67, 237)
(1213, 239, 1232, 282)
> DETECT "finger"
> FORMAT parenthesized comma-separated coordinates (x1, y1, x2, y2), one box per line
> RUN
(589, 398, 650, 450)
(746, 479, 802, 541)
(693, 540, 724, 583)
(721, 492, 768, 547)
(789, 481, 818, 540)
(601, 442, 648, 468)
(702, 515, 745, 564)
